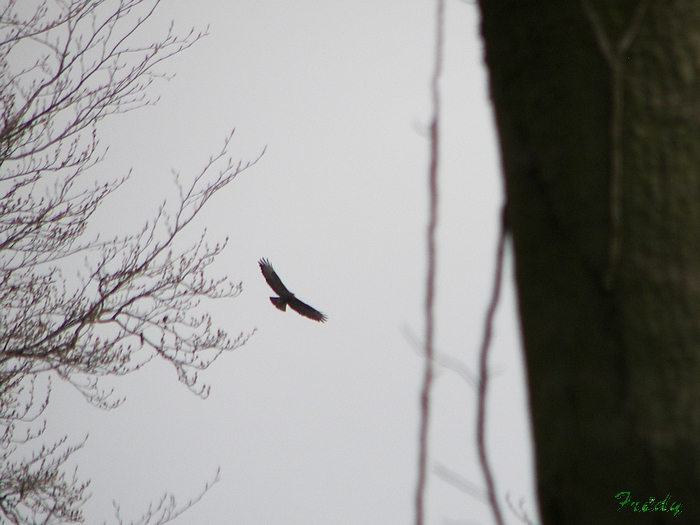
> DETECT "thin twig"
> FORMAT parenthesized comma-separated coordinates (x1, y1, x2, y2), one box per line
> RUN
(403, 327, 478, 388)
(506, 492, 539, 525)
(476, 203, 507, 525)
(415, 0, 444, 523)
(433, 462, 488, 502)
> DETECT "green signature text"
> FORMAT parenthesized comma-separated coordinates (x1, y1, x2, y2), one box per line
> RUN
(615, 492, 682, 517)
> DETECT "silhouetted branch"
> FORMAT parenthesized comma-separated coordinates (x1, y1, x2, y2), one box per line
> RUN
(0, 2, 260, 523)
(433, 462, 487, 502)
(0, 435, 89, 525)
(415, 0, 444, 523)
(506, 492, 539, 525)
(475, 203, 507, 525)
(114, 468, 220, 525)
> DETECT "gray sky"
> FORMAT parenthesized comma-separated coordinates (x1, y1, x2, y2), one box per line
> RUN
(41, 1, 538, 524)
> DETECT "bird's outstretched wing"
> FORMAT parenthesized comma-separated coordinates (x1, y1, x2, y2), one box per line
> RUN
(288, 297, 327, 323)
(259, 258, 291, 297)
(258, 258, 327, 322)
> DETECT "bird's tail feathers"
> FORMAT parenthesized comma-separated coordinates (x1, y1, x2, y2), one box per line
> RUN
(270, 297, 287, 311)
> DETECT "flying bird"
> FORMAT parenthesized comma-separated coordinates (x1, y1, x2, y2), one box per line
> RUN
(258, 258, 327, 322)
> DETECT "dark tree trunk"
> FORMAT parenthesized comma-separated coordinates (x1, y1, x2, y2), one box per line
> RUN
(477, 1, 700, 523)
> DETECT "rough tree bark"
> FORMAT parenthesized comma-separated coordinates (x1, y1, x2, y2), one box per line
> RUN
(478, 1, 700, 523)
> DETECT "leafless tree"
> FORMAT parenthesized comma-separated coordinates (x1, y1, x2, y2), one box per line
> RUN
(0, 1, 261, 523)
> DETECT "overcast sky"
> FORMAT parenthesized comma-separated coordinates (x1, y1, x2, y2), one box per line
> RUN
(39, 1, 539, 524)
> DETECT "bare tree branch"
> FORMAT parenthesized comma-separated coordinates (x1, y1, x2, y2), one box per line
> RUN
(415, 0, 444, 522)
(475, 203, 508, 525)
(0, 2, 261, 523)
(113, 468, 220, 525)
(433, 462, 487, 503)
(505, 492, 539, 525)
(0, 435, 89, 525)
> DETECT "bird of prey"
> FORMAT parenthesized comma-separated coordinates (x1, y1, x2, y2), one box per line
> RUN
(258, 258, 327, 322)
